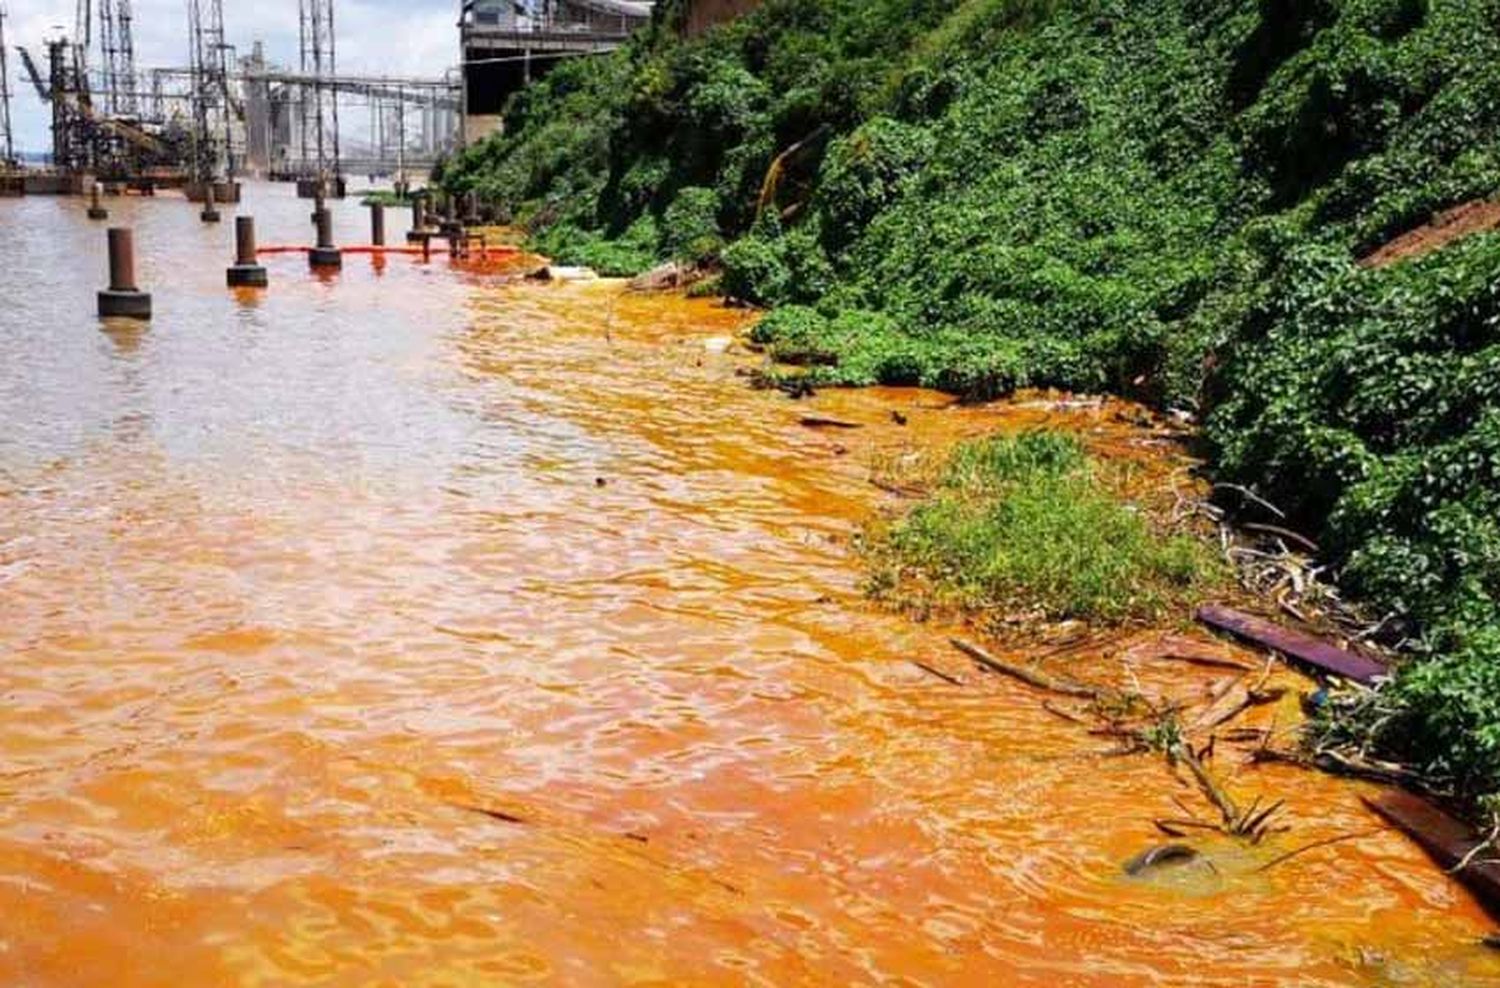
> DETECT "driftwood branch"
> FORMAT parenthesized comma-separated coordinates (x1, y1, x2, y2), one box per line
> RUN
(911, 660, 963, 687)
(951, 638, 1102, 700)
(1174, 740, 1240, 828)
(1257, 830, 1381, 873)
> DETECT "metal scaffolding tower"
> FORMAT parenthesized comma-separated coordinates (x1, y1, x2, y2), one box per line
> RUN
(298, 0, 341, 184)
(98, 1, 138, 117)
(187, 0, 231, 181)
(46, 36, 96, 172)
(0, 4, 15, 165)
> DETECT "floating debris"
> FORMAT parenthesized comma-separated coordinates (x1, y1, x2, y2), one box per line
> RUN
(799, 416, 862, 431)
(528, 265, 599, 282)
(1124, 844, 1200, 876)
(1364, 791, 1500, 919)
(1197, 605, 1387, 685)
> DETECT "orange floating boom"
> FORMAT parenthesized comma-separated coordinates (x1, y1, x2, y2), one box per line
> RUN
(256, 245, 522, 258)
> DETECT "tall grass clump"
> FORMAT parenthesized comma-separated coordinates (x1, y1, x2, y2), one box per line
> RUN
(866, 432, 1222, 625)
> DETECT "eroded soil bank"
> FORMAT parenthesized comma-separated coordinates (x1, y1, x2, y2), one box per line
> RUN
(0, 190, 1497, 985)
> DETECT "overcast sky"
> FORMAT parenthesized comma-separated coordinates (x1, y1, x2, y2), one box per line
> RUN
(2, 0, 460, 152)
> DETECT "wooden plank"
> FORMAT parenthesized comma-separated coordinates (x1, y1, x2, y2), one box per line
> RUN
(1364, 790, 1500, 921)
(1196, 605, 1387, 685)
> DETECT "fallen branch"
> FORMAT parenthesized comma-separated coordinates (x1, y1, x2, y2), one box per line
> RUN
(1162, 652, 1257, 673)
(1257, 830, 1381, 874)
(952, 638, 1102, 700)
(1155, 818, 1223, 837)
(1242, 522, 1321, 553)
(1174, 740, 1240, 830)
(869, 477, 924, 498)
(453, 803, 527, 825)
(911, 660, 963, 687)
(1317, 749, 1426, 787)
(1042, 700, 1092, 726)
(799, 416, 862, 430)
(1213, 482, 1287, 519)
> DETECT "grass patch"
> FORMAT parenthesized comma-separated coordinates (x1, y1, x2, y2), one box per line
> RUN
(865, 431, 1223, 626)
(359, 189, 423, 207)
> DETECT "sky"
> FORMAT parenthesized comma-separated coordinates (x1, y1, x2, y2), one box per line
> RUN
(1, 0, 461, 152)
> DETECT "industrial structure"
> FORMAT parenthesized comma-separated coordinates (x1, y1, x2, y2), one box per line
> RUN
(6, 0, 460, 197)
(460, 0, 653, 142)
(1, 3, 16, 171)
(295, 0, 338, 192)
(187, 0, 232, 184)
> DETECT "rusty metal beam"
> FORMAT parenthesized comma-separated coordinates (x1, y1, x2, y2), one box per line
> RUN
(1197, 605, 1388, 685)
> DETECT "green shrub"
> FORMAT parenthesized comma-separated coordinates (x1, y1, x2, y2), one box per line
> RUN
(867, 432, 1223, 623)
(721, 235, 790, 303)
(660, 186, 725, 262)
(816, 116, 935, 252)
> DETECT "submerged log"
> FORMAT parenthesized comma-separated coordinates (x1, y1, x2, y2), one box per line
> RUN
(1175, 741, 1240, 829)
(1364, 790, 1500, 920)
(951, 638, 1102, 700)
(799, 416, 863, 431)
(1197, 605, 1388, 685)
(1124, 844, 1200, 876)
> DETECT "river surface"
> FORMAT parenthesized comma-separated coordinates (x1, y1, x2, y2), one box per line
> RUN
(1, 183, 1497, 986)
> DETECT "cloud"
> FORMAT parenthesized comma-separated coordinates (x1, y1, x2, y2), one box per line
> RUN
(2, 0, 456, 153)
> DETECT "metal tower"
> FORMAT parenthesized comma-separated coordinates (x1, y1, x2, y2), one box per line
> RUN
(0, 4, 15, 165)
(298, 0, 341, 184)
(187, 0, 231, 181)
(98, 1, 138, 117)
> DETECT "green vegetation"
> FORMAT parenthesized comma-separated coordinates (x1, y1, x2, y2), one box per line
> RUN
(359, 188, 423, 207)
(442, 0, 1500, 807)
(865, 432, 1223, 625)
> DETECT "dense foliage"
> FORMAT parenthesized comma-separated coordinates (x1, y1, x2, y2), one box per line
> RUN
(442, 0, 1500, 805)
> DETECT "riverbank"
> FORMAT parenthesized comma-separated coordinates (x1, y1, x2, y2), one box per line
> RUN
(2, 183, 1498, 980)
(441, 0, 1500, 819)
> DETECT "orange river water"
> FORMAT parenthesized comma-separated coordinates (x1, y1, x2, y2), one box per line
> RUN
(0, 183, 1497, 986)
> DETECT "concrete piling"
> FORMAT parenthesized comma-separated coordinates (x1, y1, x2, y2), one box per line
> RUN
(227, 216, 269, 288)
(309, 205, 343, 269)
(87, 182, 109, 221)
(407, 195, 430, 245)
(370, 203, 386, 247)
(201, 184, 221, 223)
(98, 228, 152, 320)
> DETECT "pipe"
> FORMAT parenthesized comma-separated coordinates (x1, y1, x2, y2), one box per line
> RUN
(109, 228, 137, 292)
(87, 182, 108, 220)
(236, 215, 258, 266)
(227, 216, 269, 288)
(309, 204, 343, 269)
(98, 227, 152, 319)
(201, 183, 221, 223)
